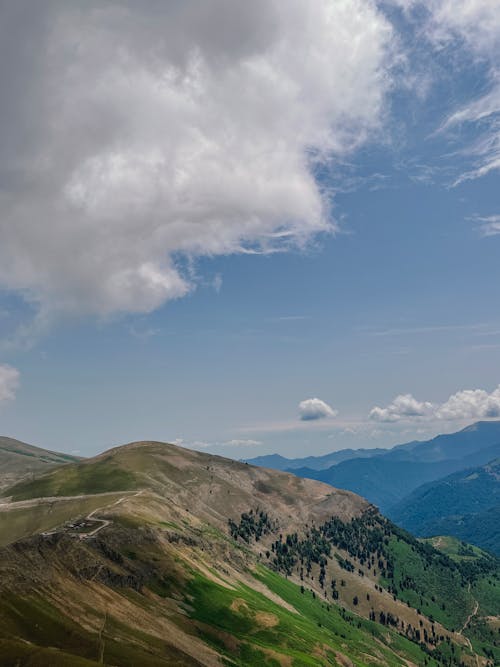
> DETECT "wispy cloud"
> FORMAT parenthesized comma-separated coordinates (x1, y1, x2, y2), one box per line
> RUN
(221, 439, 263, 448)
(173, 437, 262, 450)
(362, 322, 492, 337)
(128, 324, 160, 341)
(0, 364, 20, 403)
(271, 315, 310, 322)
(470, 214, 500, 237)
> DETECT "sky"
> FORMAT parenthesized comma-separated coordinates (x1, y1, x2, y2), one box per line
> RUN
(0, 0, 500, 459)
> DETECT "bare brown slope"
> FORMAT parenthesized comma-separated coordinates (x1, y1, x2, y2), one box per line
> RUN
(100, 440, 371, 529)
(3, 440, 370, 529)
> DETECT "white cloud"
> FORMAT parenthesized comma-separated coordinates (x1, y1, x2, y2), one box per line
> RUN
(0, 1, 395, 320)
(369, 393, 434, 422)
(472, 214, 500, 237)
(436, 386, 500, 421)
(0, 364, 20, 403)
(369, 385, 500, 422)
(222, 439, 263, 447)
(445, 86, 500, 186)
(173, 437, 262, 449)
(299, 398, 337, 421)
(392, 0, 500, 54)
(425, 1, 500, 56)
(421, 1, 500, 184)
(390, 1, 500, 184)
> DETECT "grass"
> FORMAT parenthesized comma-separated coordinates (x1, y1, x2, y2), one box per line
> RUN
(381, 536, 473, 630)
(465, 617, 500, 664)
(471, 572, 500, 616)
(184, 563, 457, 666)
(421, 535, 492, 562)
(0, 492, 128, 546)
(0, 639, 101, 667)
(0, 592, 199, 667)
(5, 457, 138, 500)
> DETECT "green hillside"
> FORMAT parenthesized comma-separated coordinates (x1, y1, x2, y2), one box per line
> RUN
(423, 506, 500, 557)
(388, 459, 500, 555)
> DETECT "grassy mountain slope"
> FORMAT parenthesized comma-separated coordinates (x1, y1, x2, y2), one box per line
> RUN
(422, 536, 500, 662)
(388, 459, 500, 554)
(0, 441, 498, 666)
(0, 436, 80, 492)
(422, 536, 494, 563)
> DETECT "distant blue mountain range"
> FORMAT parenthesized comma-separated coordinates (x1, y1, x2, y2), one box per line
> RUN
(245, 421, 500, 514)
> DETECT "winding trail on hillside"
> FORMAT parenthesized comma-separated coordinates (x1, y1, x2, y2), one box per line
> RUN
(78, 490, 145, 539)
(458, 583, 480, 666)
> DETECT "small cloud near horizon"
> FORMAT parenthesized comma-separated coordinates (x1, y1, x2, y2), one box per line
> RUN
(299, 397, 338, 421)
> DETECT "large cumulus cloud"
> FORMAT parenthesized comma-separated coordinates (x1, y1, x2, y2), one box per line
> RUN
(0, 0, 394, 318)
(369, 394, 434, 422)
(436, 386, 500, 421)
(369, 385, 500, 422)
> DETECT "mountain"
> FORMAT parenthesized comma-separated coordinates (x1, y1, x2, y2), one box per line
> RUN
(244, 447, 388, 472)
(292, 458, 462, 511)
(0, 436, 80, 492)
(388, 459, 500, 555)
(0, 440, 498, 665)
(387, 421, 500, 462)
(282, 421, 500, 512)
(246, 422, 500, 476)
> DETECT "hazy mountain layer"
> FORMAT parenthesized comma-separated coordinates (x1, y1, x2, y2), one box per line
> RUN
(244, 447, 388, 472)
(246, 422, 500, 474)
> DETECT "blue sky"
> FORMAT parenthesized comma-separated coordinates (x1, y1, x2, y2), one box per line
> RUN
(0, 1, 499, 458)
